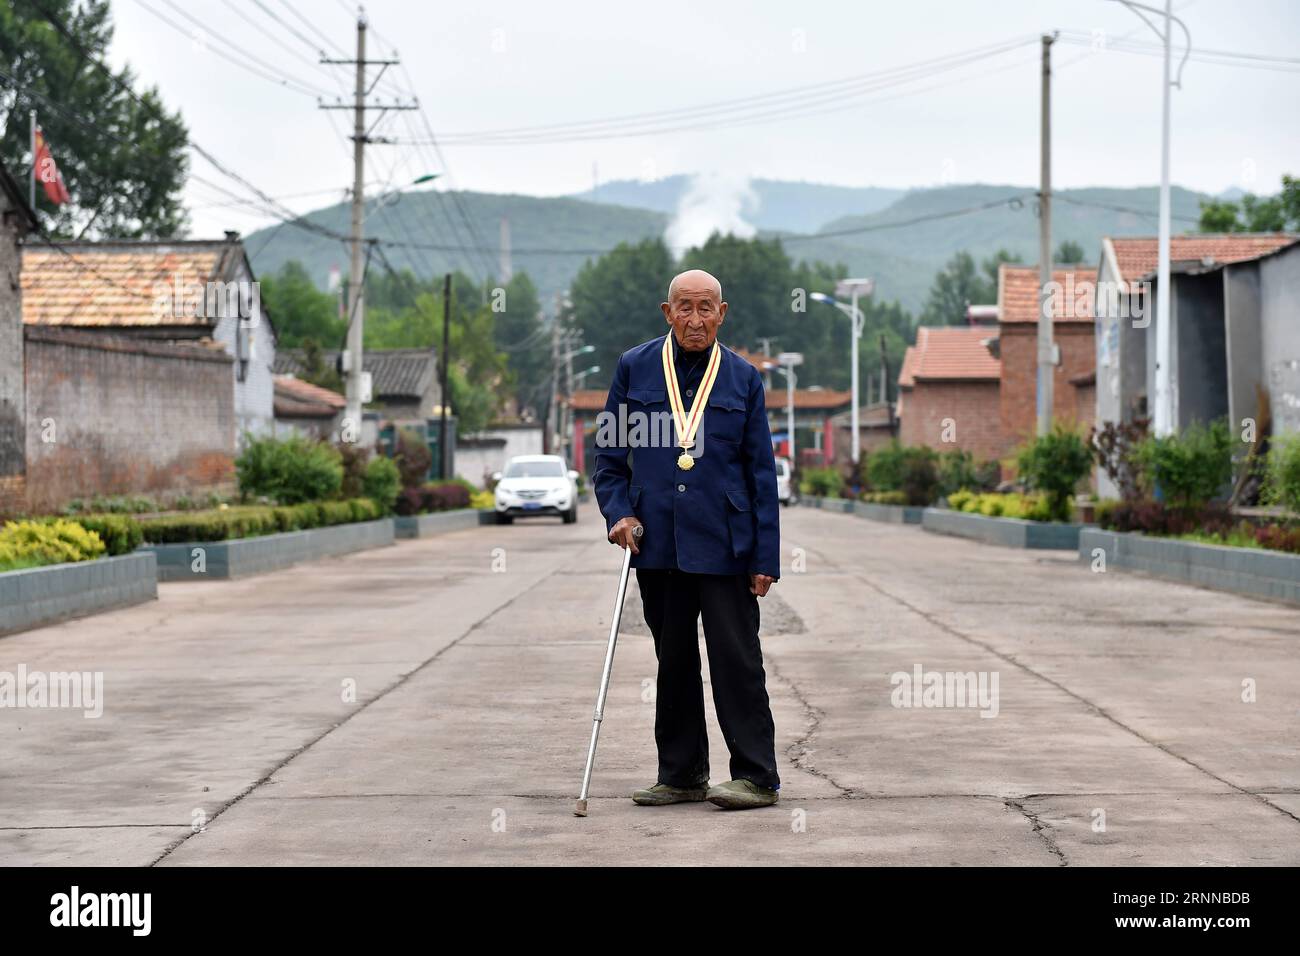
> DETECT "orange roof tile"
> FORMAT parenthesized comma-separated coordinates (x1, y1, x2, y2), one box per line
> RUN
(274, 375, 346, 408)
(998, 264, 1097, 324)
(22, 240, 243, 328)
(1108, 234, 1298, 287)
(898, 326, 1000, 386)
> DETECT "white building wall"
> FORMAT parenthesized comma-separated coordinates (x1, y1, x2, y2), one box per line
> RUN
(212, 259, 276, 442)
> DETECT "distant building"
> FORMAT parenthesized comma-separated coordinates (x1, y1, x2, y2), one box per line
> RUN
(274, 347, 441, 422)
(992, 263, 1098, 451)
(272, 375, 346, 439)
(1093, 233, 1300, 496)
(21, 234, 277, 438)
(897, 326, 1003, 461)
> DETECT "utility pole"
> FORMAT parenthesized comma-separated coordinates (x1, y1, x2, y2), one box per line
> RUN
(499, 217, 512, 282)
(1153, 0, 1175, 435)
(1036, 32, 1056, 438)
(320, 13, 417, 438)
(439, 273, 451, 480)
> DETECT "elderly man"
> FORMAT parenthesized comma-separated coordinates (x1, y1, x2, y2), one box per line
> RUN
(593, 269, 781, 811)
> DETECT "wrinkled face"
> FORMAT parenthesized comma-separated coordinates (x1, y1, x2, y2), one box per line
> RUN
(661, 271, 727, 351)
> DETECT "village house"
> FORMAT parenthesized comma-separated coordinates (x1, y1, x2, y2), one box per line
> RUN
(21, 233, 277, 438)
(1093, 233, 1300, 496)
(897, 325, 1004, 462)
(272, 375, 346, 440)
(274, 347, 442, 423)
(991, 263, 1098, 450)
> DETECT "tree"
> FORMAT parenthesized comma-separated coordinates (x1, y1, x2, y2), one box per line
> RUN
(1197, 174, 1299, 233)
(1055, 239, 1086, 264)
(0, 0, 189, 237)
(920, 248, 1021, 326)
(260, 260, 344, 349)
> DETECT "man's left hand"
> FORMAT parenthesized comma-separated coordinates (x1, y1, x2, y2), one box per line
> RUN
(749, 573, 774, 597)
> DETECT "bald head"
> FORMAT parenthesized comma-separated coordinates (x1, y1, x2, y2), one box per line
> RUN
(662, 269, 727, 351)
(667, 269, 722, 304)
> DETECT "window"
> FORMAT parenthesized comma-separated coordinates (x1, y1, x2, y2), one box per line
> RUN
(505, 460, 564, 478)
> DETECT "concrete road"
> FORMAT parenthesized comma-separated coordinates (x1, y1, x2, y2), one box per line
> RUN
(1, 504, 1297, 866)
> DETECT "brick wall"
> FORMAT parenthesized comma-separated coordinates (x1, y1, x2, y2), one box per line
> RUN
(998, 322, 1096, 451)
(0, 205, 24, 512)
(22, 327, 236, 514)
(898, 380, 1004, 462)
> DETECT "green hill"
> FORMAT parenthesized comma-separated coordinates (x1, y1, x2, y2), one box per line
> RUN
(244, 180, 1213, 317)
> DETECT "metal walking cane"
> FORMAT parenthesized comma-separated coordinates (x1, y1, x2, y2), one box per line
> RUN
(574, 523, 643, 817)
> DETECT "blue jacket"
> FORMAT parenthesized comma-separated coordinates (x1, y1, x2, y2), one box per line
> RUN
(593, 335, 781, 580)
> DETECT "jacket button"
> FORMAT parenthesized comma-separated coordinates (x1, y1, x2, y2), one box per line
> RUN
(676, 484, 686, 493)
(685, 388, 694, 397)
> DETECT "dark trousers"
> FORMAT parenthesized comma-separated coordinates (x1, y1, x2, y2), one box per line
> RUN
(635, 569, 780, 791)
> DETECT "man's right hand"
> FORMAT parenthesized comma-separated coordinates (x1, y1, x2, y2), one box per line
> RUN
(608, 516, 643, 553)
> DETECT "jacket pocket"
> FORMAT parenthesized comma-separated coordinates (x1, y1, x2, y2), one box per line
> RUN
(627, 386, 665, 406)
(706, 394, 745, 444)
(725, 488, 755, 558)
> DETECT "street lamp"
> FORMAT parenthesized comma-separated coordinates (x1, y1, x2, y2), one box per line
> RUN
(1111, 0, 1189, 435)
(574, 364, 601, 389)
(774, 352, 802, 464)
(811, 278, 873, 464)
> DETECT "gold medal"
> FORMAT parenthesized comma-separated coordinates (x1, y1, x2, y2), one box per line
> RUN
(661, 334, 721, 471)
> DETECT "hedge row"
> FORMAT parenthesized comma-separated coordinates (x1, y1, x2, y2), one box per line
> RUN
(126, 498, 383, 545)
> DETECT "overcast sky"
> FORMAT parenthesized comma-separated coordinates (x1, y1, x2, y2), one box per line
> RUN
(102, 0, 1300, 238)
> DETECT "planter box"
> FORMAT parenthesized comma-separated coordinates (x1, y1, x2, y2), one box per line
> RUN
(851, 501, 925, 525)
(394, 508, 489, 538)
(798, 495, 854, 513)
(922, 508, 1082, 550)
(1080, 527, 1300, 604)
(0, 552, 157, 637)
(143, 518, 395, 581)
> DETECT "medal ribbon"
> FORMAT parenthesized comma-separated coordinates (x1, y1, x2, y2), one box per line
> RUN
(661, 334, 722, 449)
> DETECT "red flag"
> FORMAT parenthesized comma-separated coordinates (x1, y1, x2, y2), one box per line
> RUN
(33, 127, 71, 205)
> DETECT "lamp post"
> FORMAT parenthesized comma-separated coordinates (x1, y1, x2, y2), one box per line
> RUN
(775, 352, 803, 464)
(1111, 0, 1189, 435)
(811, 278, 873, 464)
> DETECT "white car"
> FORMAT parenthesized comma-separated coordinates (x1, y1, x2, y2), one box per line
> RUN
(775, 456, 795, 506)
(493, 455, 580, 524)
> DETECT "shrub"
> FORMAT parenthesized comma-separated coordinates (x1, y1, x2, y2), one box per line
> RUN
(337, 442, 371, 499)
(395, 431, 433, 489)
(1090, 417, 1151, 501)
(236, 435, 343, 505)
(1263, 433, 1300, 514)
(0, 519, 106, 569)
(799, 466, 844, 498)
(947, 489, 976, 512)
(69, 515, 143, 556)
(936, 450, 999, 497)
(470, 489, 495, 510)
(898, 448, 940, 506)
(363, 456, 401, 512)
(865, 442, 907, 492)
(1017, 425, 1093, 521)
(424, 482, 472, 512)
(1135, 420, 1233, 509)
(1096, 499, 1234, 537)
(862, 490, 908, 506)
(135, 499, 377, 543)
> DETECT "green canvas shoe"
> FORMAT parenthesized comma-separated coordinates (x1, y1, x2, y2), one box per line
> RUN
(631, 782, 709, 806)
(705, 779, 779, 810)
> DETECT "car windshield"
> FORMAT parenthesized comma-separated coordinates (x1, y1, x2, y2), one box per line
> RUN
(505, 460, 564, 478)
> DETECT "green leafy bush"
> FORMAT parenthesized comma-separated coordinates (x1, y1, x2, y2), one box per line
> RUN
(395, 430, 433, 489)
(236, 435, 343, 504)
(865, 442, 940, 505)
(799, 466, 844, 498)
(1263, 433, 1300, 513)
(865, 441, 907, 491)
(363, 456, 401, 512)
(1135, 419, 1232, 509)
(0, 519, 106, 570)
(949, 491, 1055, 522)
(936, 450, 1000, 497)
(136, 499, 378, 544)
(1016, 425, 1093, 521)
(69, 515, 143, 556)
(862, 490, 908, 505)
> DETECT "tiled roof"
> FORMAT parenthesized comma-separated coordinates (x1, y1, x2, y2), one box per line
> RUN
(570, 388, 610, 413)
(273, 375, 346, 418)
(275, 348, 437, 400)
(998, 264, 1097, 324)
(898, 326, 1000, 387)
(1107, 234, 1299, 286)
(22, 240, 244, 328)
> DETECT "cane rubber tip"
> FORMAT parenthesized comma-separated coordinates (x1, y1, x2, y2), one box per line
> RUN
(574, 799, 588, 817)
